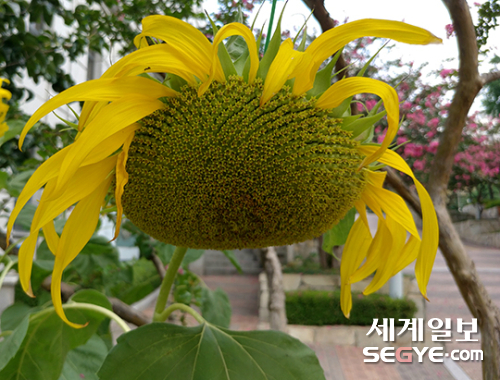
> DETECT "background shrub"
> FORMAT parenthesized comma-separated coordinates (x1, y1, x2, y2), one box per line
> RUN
(286, 290, 417, 326)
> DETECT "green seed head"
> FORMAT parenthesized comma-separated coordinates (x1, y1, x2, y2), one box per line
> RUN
(122, 77, 366, 249)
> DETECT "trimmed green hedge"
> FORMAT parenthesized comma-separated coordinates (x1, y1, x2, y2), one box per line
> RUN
(286, 290, 417, 326)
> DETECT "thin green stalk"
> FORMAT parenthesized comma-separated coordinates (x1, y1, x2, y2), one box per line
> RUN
(0, 257, 16, 292)
(0, 330, 12, 339)
(153, 246, 188, 321)
(264, 0, 278, 52)
(0, 236, 26, 264)
(30, 302, 131, 333)
(156, 303, 205, 324)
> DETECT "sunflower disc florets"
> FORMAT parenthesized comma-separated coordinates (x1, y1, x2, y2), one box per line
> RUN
(122, 77, 366, 249)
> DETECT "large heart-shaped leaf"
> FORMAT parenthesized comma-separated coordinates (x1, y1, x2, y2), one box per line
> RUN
(59, 334, 109, 380)
(200, 287, 232, 328)
(99, 323, 326, 380)
(0, 290, 112, 380)
(0, 316, 29, 372)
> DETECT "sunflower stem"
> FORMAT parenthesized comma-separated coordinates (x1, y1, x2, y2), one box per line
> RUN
(264, 0, 278, 52)
(156, 302, 205, 324)
(153, 246, 188, 321)
(0, 256, 16, 293)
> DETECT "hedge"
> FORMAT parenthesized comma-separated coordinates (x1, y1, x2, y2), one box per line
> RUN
(286, 290, 417, 326)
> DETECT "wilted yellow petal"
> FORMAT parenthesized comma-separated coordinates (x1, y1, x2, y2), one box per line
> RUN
(134, 15, 213, 70)
(340, 217, 372, 318)
(294, 19, 442, 94)
(261, 39, 308, 105)
(51, 176, 112, 328)
(53, 96, 163, 197)
(359, 146, 439, 298)
(199, 22, 259, 96)
(113, 128, 136, 241)
(363, 216, 407, 294)
(42, 221, 60, 256)
(350, 218, 392, 283)
(19, 77, 174, 146)
(17, 233, 38, 297)
(317, 77, 400, 168)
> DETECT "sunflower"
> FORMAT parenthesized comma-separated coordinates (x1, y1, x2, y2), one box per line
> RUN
(0, 79, 11, 137)
(8, 16, 440, 327)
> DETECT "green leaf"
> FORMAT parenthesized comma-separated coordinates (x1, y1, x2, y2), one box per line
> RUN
(12, 204, 37, 231)
(1, 303, 36, 331)
(98, 323, 326, 380)
(59, 334, 108, 380)
(0, 120, 26, 147)
(323, 207, 356, 252)
(0, 171, 8, 189)
(221, 250, 243, 273)
(343, 110, 387, 138)
(6, 170, 35, 198)
(156, 244, 204, 266)
(307, 49, 342, 97)
(200, 287, 232, 328)
(0, 289, 111, 380)
(256, 6, 286, 81)
(0, 316, 29, 372)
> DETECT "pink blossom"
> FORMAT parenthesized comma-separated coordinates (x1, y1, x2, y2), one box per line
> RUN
(428, 118, 439, 128)
(366, 99, 377, 111)
(402, 101, 412, 111)
(440, 69, 455, 78)
(445, 24, 455, 38)
(474, 2, 481, 6)
(356, 103, 364, 112)
(397, 137, 408, 145)
(413, 159, 426, 171)
(427, 131, 435, 138)
(427, 140, 439, 154)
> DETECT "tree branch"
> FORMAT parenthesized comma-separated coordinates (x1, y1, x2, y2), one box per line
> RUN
(150, 252, 166, 281)
(42, 277, 151, 327)
(301, 0, 348, 80)
(481, 70, 500, 86)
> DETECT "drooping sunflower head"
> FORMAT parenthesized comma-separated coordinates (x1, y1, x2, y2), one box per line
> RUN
(123, 77, 365, 250)
(11, 15, 441, 326)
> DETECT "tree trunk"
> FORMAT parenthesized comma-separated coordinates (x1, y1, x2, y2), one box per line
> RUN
(263, 247, 287, 332)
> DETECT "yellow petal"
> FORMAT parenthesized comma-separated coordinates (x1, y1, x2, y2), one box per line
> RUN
(365, 183, 420, 239)
(7, 125, 137, 242)
(42, 221, 60, 255)
(354, 200, 370, 231)
(261, 39, 308, 105)
(363, 216, 407, 294)
(393, 235, 420, 275)
(134, 15, 213, 70)
(294, 19, 442, 94)
(103, 44, 207, 81)
(350, 218, 392, 283)
(112, 127, 136, 241)
(19, 76, 174, 147)
(340, 217, 373, 318)
(51, 176, 112, 328)
(53, 96, 163, 197)
(17, 233, 38, 296)
(359, 145, 439, 298)
(30, 156, 117, 233)
(198, 23, 259, 96)
(316, 77, 400, 168)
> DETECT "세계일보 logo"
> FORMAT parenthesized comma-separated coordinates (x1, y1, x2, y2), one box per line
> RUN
(363, 318, 483, 363)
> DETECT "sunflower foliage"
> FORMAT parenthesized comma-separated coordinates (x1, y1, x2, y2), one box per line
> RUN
(0, 9, 444, 380)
